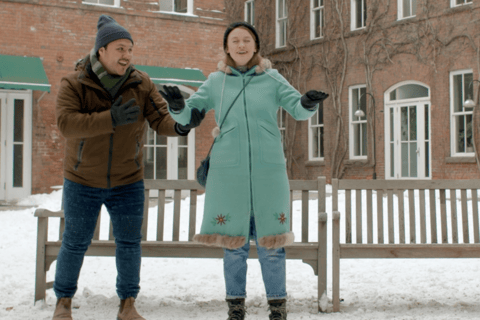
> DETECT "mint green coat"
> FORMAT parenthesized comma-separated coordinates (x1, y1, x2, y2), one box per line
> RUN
(169, 59, 318, 249)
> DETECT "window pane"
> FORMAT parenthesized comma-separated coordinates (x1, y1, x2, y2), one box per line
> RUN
(354, 123, 361, 156)
(401, 142, 409, 177)
(412, 0, 417, 15)
(401, 106, 408, 141)
(157, 135, 167, 146)
(456, 115, 465, 153)
(14, 99, 24, 143)
(314, 0, 320, 7)
(178, 147, 188, 179)
(280, 20, 286, 46)
(425, 141, 430, 177)
(409, 106, 417, 140)
(144, 146, 155, 179)
(394, 84, 428, 100)
(390, 143, 395, 178)
(13, 145, 23, 187)
(464, 73, 473, 109)
(466, 114, 473, 150)
(410, 142, 417, 177)
(361, 123, 367, 156)
(390, 108, 394, 142)
(453, 74, 463, 112)
(425, 104, 429, 140)
(403, 0, 411, 18)
(155, 147, 167, 179)
(355, 0, 363, 28)
(278, 0, 284, 18)
(314, 10, 321, 38)
(160, 0, 173, 11)
(174, 0, 188, 12)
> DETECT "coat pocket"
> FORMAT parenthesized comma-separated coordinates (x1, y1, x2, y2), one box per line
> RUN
(210, 126, 240, 167)
(257, 120, 286, 165)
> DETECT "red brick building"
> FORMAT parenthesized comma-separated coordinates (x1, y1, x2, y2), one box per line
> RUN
(228, 0, 480, 182)
(0, 0, 226, 200)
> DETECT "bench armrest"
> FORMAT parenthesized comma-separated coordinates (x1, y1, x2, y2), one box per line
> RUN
(34, 208, 65, 218)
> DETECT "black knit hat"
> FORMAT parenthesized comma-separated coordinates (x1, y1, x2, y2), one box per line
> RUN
(223, 21, 260, 52)
(94, 15, 134, 53)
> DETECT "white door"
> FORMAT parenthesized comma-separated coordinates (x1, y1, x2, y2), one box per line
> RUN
(143, 128, 195, 181)
(0, 91, 32, 200)
(385, 82, 431, 179)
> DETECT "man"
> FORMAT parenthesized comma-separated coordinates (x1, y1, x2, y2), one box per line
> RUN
(52, 15, 202, 320)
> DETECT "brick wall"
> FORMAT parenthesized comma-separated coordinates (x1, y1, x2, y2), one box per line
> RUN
(0, 0, 226, 194)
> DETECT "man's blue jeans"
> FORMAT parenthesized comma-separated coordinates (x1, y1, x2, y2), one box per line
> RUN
(223, 216, 287, 301)
(53, 178, 144, 300)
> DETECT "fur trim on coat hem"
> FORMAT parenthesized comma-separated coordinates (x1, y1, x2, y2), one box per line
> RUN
(258, 232, 295, 249)
(193, 234, 246, 250)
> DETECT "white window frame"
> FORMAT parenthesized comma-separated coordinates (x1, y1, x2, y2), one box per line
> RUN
(158, 0, 194, 15)
(451, 0, 472, 7)
(351, 0, 366, 31)
(397, 0, 417, 20)
(82, 0, 120, 7)
(450, 70, 475, 157)
(276, 0, 288, 48)
(308, 106, 324, 161)
(245, 0, 255, 26)
(349, 85, 368, 160)
(310, 0, 325, 40)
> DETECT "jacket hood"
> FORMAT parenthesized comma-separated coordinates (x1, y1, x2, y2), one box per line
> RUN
(217, 57, 272, 75)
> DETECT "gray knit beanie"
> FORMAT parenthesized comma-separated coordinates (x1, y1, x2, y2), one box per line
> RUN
(94, 15, 133, 53)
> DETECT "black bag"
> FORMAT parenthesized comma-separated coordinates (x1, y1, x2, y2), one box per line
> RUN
(195, 76, 253, 187)
(196, 155, 210, 187)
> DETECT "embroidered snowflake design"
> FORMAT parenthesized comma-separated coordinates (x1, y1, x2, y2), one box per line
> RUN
(212, 214, 231, 226)
(274, 212, 287, 224)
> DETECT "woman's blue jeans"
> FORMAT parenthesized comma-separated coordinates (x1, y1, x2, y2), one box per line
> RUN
(53, 178, 144, 300)
(223, 216, 287, 301)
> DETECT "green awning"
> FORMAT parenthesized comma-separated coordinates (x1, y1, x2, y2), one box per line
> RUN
(0, 54, 51, 92)
(135, 65, 206, 88)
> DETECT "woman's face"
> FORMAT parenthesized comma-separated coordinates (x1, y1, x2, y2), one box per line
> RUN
(226, 27, 256, 67)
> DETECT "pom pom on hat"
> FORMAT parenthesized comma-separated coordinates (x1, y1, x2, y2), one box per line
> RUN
(94, 15, 133, 53)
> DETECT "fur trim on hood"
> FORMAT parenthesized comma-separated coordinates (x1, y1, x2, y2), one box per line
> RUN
(217, 57, 272, 75)
(193, 231, 294, 250)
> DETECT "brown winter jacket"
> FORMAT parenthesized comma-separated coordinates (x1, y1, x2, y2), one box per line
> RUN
(56, 57, 179, 189)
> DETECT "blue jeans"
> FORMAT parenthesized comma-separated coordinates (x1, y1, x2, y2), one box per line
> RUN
(53, 178, 144, 300)
(223, 216, 287, 300)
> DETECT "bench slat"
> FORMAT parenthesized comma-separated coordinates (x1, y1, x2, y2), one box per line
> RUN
(189, 190, 197, 241)
(419, 189, 427, 244)
(377, 189, 384, 244)
(473, 190, 479, 243)
(408, 189, 415, 244)
(356, 189, 362, 244)
(398, 190, 405, 244)
(346, 190, 352, 244)
(387, 190, 394, 244)
(157, 190, 166, 241)
(461, 189, 469, 243)
(429, 189, 437, 243)
(172, 190, 182, 242)
(439, 189, 447, 244)
(450, 189, 458, 243)
(302, 190, 309, 243)
(367, 189, 373, 244)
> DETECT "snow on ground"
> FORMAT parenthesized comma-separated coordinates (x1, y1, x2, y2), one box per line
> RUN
(1, 186, 480, 319)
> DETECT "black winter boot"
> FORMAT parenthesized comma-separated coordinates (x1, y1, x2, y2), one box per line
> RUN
(226, 298, 246, 320)
(268, 299, 287, 320)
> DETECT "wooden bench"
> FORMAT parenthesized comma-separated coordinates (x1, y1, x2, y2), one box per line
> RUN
(331, 178, 480, 312)
(35, 177, 328, 311)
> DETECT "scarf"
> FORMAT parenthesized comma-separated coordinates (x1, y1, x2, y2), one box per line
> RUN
(89, 48, 131, 99)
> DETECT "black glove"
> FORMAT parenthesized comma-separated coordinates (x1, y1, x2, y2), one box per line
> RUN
(160, 85, 185, 113)
(110, 96, 140, 128)
(174, 108, 206, 136)
(301, 90, 329, 110)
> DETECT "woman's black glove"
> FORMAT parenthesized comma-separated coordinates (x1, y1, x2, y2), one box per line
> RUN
(301, 90, 329, 110)
(174, 108, 206, 136)
(110, 96, 140, 128)
(160, 85, 185, 113)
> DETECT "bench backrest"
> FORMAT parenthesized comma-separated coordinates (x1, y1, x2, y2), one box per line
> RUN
(54, 177, 326, 243)
(332, 179, 480, 245)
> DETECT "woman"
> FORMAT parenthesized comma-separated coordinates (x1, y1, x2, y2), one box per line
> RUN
(162, 21, 328, 320)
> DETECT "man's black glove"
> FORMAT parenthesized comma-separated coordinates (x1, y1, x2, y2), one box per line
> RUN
(174, 108, 206, 136)
(301, 90, 329, 110)
(160, 85, 185, 113)
(110, 96, 140, 128)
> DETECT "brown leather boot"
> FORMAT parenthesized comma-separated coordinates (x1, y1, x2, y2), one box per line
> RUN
(268, 299, 287, 320)
(52, 297, 73, 320)
(117, 297, 145, 320)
